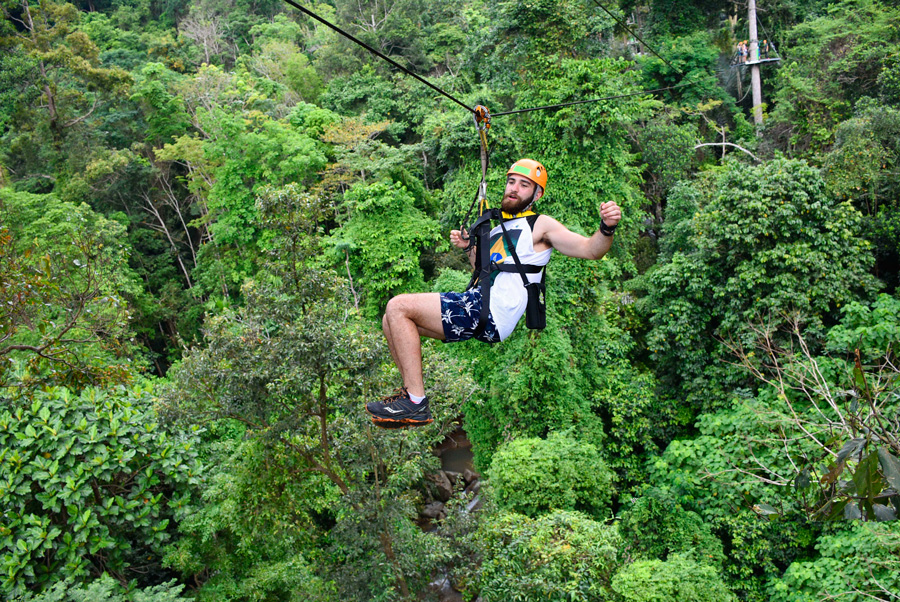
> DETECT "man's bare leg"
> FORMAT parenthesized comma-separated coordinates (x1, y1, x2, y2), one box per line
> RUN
(382, 293, 444, 397)
(382, 312, 405, 385)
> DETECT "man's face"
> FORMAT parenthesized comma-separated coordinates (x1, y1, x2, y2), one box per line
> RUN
(502, 174, 541, 213)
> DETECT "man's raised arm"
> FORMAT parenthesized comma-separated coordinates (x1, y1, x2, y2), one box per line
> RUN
(542, 201, 622, 260)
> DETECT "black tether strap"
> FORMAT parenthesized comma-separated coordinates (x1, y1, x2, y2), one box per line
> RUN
(498, 218, 540, 289)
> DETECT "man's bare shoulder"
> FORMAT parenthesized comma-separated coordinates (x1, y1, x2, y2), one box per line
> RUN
(533, 214, 569, 251)
(534, 214, 609, 259)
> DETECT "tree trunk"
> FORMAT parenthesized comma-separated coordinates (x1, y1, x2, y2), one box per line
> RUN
(379, 531, 411, 599)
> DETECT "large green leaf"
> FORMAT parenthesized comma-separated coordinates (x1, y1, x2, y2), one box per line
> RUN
(872, 503, 896, 521)
(836, 438, 866, 463)
(853, 353, 873, 403)
(821, 460, 846, 485)
(794, 469, 811, 490)
(877, 447, 900, 491)
(853, 450, 883, 501)
(843, 503, 862, 520)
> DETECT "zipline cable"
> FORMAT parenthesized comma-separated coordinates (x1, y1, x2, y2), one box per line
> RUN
(280, 0, 696, 120)
(587, 0, 683, 75)
(492, 81, 692, 117)
(280, 0, 475, 114)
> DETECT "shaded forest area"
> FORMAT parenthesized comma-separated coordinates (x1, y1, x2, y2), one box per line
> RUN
(2, 0, 900, 600)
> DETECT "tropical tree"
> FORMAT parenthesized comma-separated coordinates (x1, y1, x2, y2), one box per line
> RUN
(611, 553, 737, 602)
(0, 189, 143, 387)
(487, 431, 615, 518)
(464, 510, 622, 602)
(769, 0, 900, 152)
(768, 522, 900, 602)
(638, 157, 878, 415)
(161, 184, 475, 599)
(0, 0, 131, 189)
(329, 178, 442, 318)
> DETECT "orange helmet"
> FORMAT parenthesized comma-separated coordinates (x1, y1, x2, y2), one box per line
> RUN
(507, 159, 547, 192)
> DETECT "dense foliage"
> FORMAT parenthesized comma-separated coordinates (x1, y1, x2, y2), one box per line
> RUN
(2, 0, 899, 599)
(0, 380, 200, 596)
(487, 431, 615, 518)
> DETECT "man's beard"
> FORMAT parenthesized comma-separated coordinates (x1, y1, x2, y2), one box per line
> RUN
(501, 191, 535, 214)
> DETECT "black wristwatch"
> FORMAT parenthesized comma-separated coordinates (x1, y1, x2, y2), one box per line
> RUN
(599, 220, 617, 237)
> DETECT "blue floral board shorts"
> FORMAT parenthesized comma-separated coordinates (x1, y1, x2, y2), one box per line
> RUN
(440, 288, 500, 344)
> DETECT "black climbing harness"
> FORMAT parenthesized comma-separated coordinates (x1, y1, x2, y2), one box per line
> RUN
(465, 209, 547, 335)
(461, 106, 547, 335)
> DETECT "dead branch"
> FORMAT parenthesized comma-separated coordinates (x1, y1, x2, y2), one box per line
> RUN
(694, 142, 761, 162)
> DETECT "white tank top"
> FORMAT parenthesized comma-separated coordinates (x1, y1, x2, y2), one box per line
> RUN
(486, 215, 552, 340)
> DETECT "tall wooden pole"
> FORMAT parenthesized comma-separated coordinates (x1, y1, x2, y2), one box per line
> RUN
(748, 0, 763, 125)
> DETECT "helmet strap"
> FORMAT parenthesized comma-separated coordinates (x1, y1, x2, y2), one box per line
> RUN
(517, 191, 537, 213)
(523, 185, 543, 211)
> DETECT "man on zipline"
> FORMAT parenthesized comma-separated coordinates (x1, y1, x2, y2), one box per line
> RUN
(366, 159, 622, 427)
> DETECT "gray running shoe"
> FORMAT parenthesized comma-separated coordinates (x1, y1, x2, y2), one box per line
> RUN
(366, 389, 433, 427)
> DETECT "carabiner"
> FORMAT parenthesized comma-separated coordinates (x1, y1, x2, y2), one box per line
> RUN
(473, 105, 491, 132)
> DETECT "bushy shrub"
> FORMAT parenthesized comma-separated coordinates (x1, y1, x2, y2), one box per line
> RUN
(487, 430, 615, 518)
(618, 488, 724, 566)
(611, 553, 737, 602)
(0, 383, 201, 596)
(470, 510, 622, 602)
(715, 512, 819, 602)
(329, 179, 441, 318)
(769, 522, 900, 602)
(14, 574, 188, 602)
(826, 293, 900, 360)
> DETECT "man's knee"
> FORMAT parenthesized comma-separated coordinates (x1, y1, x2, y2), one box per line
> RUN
(385, 293, 439, 324)
(385, 294, 411, 319)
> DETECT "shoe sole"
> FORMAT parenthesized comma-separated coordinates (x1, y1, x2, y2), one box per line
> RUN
(371, 417, 433, 428)
(367, 408, 433, 428)
(372, 419, 410, 429)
